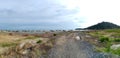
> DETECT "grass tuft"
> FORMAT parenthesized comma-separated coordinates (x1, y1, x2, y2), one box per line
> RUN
(99, 36, 109, 43)
(36, 40, 42, 44)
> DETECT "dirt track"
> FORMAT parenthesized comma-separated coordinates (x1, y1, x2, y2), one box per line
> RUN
(42, 33, 91, 58)
(41, 32, 120, 58)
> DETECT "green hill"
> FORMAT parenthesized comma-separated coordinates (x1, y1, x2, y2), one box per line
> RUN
(86, 22, 120, 30)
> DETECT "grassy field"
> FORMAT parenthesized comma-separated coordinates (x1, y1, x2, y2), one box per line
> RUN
(87, 29, 120, 56)
(0, 31, 60, 58)
(1, 30, 120, 57)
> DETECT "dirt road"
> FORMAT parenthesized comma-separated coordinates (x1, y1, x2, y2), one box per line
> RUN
(40, 33, 90, 58)
(41, 32, 120, 58)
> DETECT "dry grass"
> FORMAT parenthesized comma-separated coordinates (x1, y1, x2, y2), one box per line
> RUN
(0, 32, 57, 58)
(0, 32, 40, 55)
(0, 33, 25, 43)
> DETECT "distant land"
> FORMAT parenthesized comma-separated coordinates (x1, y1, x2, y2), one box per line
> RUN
(76, 22, 120, 30)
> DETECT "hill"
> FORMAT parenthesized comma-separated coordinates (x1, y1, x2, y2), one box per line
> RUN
(86, 22, 120, 30)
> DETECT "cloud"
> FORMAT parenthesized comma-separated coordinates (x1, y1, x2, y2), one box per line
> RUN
(0, 0, 79, 24)
(1, 0, 120, 29)
(77, 0, 120, 28)
(0, 0, 79, 30)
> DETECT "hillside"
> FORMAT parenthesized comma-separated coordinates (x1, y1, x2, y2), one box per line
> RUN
(86, 22, 120, 30)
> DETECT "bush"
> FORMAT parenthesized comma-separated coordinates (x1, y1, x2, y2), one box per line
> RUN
(99, 36, 109, 43)
(53, 33, 57, 36)
(110, 48, 120, 56)
(36, 40, 42, 44)
(113, 38, 120, 42)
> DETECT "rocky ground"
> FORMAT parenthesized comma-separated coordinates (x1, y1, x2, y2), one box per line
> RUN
(43, 32, 120, 58)
(0, 31, 120, 58)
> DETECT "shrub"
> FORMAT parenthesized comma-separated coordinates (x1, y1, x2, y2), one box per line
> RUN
(99, 36, 109, 43)
(9, 33, 13, 36)
(110, 48, 120, 56)
(36, 40, 42, 44)
(113, 38, 120, 42)
(53, 33, 57, 36)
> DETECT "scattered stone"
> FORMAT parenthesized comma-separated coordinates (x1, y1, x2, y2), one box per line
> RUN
(111, 44, 120, 50)
(19, 42, 26, 49)
(21, 50, 29, 55)
(75, 36, 81, 40)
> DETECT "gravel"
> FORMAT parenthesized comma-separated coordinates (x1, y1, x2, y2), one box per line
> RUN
(42, 33, 120, 58)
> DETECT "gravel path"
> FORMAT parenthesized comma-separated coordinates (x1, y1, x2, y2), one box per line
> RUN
(42, 33, 120, 58)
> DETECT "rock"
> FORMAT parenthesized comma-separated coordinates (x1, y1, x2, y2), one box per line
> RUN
(19, 42, 26, 49)
(75, 36, 81, 40)
(17, 40, 38, 55)
(111, 44, 120, 50)
(21, 50, 29, 55)
(19, 40, 37, 49)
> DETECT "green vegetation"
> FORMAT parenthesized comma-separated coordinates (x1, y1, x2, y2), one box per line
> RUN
(89, 29, 120, 56)
(110, 48, 120, 56)
(0, 42, 17, 47)
(86, 22, 120, 30)
(97, 45, 120, 56)
(112, 38, 120, 42)
(36, 40, 42, 44)
(53, 33, 57, 36)
(24, 36, 39, 39)
(105, 29, 120, 33)
(99, 36, 109, 43)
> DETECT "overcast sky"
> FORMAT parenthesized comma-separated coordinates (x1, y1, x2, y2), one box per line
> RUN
(0, 0, 120, 29)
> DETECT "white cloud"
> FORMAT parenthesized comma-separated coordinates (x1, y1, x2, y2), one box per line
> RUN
(0, 0, 120, 29)
(78, 0, 120, 28)
(57, 0, 120, 28)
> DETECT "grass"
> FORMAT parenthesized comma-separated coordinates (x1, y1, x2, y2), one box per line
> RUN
(110, 48, 120, 56)
(24, 36, 39, 39)
(88, 29, 120, 56)
(112, 38, 120, 42)
(0, 42, 17, 47)
(97, 37, 120, 55)
(99, 36, 109, 43)
(105, 29, 120, 33)
(96, 46, 120, 56)
(0, 32, 56, 58)
(111, 33, 120, 38)
(36, 40, 42, 44)
(90, 29, 120, 56)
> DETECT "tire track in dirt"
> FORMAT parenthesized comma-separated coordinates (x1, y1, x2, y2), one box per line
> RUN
(46, 33, 90, 58)
(42, 32, 120, 58)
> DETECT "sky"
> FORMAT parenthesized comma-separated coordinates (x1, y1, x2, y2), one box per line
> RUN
(0, 0, 120, 30)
